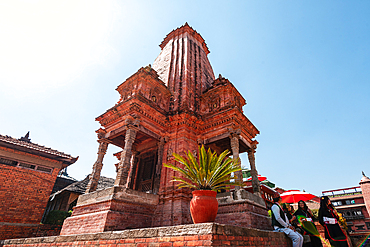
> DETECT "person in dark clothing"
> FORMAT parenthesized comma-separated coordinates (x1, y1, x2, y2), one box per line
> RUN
(318, 196, 349, 247)
(294, 200, 323, 247)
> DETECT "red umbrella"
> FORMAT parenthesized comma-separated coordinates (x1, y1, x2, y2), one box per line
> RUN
(280, 190, 316, 203)
(246, 175, 267, 182)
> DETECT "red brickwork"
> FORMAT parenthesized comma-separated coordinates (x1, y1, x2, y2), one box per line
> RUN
(0, 162, 60, 240)
(0, 134, 76, 240)
(216, 201, 272, 230)
(0, 224, 61, 241)
(360, 178, 370, 217)
(1, 223, 293, 247)
(0, 164, 59, 224)
(60, 199, 157, 235)
(152, 188, 193, 227)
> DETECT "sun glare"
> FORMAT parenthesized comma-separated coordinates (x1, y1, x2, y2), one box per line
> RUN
(0, 0, 115, 99)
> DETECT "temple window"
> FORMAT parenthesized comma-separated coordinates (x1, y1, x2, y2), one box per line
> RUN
(152, 96, 156, 102)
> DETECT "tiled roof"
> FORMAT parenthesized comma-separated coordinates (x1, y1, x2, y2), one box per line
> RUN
(0, 133, 77, 162)
(50, 176, 115, 198)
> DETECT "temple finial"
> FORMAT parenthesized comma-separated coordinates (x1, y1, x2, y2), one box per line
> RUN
(19, 131, 31, 143)
(363, 171, 366, 177)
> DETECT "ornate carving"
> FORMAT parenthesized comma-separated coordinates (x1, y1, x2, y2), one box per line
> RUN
(167, 148, 173, 160)
(127, 150, 139, 189)
(114, 127, 137, 187)
(155, 137, 167, 177)
(86, 140, 109, 193)
(197, 139, 204, 145)
(153, 137, 167, 194)
(229, 133, 242, 190)
(96, 128, 107, 140)
(248, 140, 260, 195)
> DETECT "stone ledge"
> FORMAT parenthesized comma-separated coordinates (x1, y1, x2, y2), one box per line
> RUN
(77, 186, 159, 207)
(217, 189, 266, 208)
(0, 223, 287, 245)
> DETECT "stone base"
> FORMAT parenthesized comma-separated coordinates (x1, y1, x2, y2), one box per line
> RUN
(60, 186, 159, 235)
(1, 223, 292, 247)
(152, 188, 193, 227)
(216, 189, 272, 230)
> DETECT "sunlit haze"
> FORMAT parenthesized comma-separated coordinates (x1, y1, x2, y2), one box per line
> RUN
(1, 1, 369, 196)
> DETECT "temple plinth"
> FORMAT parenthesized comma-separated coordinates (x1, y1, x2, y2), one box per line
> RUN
(61, 23, 268, 235)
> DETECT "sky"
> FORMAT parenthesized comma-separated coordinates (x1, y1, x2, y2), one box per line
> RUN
(0, 0, 369, 196)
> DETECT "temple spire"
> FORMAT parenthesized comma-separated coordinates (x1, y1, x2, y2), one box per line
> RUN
(152, 23, 215, 113)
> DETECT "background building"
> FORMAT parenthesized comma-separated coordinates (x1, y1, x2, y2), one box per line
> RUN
(42, 175, 114, 222)
(322, 186, 369, 233)
(0, 133, 77, 240)
(322, 173, 370, 246)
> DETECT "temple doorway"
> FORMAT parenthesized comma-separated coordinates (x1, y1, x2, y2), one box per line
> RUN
(135, 151, 157, 193)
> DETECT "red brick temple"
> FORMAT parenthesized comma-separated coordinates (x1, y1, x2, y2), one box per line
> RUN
(60, 23, 270, 236)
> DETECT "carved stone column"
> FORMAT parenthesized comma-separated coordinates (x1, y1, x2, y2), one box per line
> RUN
(248, 141, 261, 195)
(153, 137, 166, 194)
(230, 133, 243, 190)
(85, 140, 109, 193)
(114, 127, 137, 187)
(126, 150, 138, 189)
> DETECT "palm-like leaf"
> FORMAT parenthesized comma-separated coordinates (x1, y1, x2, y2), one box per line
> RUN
(164, 145, 243, 191)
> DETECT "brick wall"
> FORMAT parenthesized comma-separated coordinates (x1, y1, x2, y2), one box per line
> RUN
(0, 223, 293, 247)
(0, 163, 60, 240)
(0, 224, 61, 241)
(0, 164, 59, 225)
(361, 180, 370, 217)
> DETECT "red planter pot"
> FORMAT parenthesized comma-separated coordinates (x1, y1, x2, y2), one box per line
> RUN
(190, 190, 218, 224)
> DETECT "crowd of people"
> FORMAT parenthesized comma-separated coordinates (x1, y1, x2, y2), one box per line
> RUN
(271, 195, 349, 247)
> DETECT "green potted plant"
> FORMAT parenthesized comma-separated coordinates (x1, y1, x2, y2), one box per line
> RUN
(164, 145, 242, 223)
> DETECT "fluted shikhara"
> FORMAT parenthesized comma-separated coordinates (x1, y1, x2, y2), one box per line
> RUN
(153, 23, 215, 113)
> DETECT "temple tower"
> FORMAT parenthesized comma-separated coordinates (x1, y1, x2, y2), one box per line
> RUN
(153, 23, 214, 113)
(60, 23, 268, 235)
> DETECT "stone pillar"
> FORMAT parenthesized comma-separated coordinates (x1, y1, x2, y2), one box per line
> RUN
(114, 127, 137, 187)
(85, 140, 109, 193)
(248, 141, 261, 195)
(126, 150, 138, 189)
(153, 137, 166, 194)
(230, 133, 243, 190)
